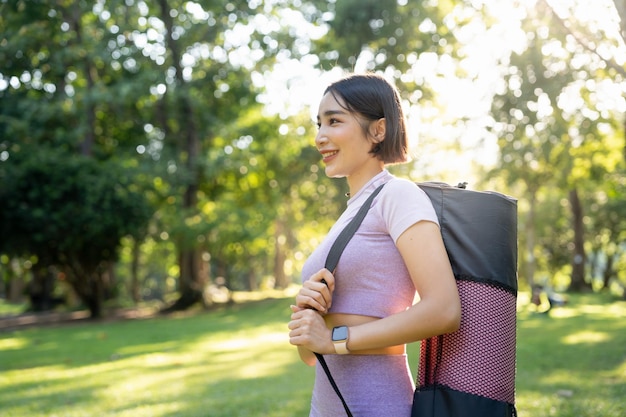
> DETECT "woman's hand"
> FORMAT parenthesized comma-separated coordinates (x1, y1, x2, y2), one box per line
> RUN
(294, 268, 335, 314)
(288, 306, 334, 354)
(288, 268, 335, 364)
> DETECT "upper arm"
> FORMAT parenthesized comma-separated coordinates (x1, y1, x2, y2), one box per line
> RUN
(396, 221, 459, 309)
(342, 219, 461, 351)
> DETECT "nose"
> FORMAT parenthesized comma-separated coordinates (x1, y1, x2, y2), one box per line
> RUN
(315, 129, 328, 149)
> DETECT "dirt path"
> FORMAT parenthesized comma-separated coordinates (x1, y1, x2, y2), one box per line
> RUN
(0, 307, 158, 332)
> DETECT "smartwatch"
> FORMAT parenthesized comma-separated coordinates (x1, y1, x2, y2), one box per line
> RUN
(332, 325, 350, 354)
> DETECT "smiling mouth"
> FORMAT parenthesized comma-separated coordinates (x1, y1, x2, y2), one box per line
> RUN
(321, 150, 338, 161)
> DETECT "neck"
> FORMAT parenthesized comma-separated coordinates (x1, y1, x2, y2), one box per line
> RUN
(347, 166, 384, 198)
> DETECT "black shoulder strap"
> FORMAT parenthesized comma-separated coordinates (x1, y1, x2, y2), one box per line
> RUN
(314, 352, 353, 416)
(324, 184, 385, 272)
(314, 183, 385, 417)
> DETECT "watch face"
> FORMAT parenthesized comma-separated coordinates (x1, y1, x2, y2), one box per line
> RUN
(332, 326, 348, 341)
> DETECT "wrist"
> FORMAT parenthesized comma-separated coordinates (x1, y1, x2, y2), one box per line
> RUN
(331, 325, 350, 354)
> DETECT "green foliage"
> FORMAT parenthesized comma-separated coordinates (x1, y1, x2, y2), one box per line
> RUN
(0, 298, 24, 316)
(0, 149, 153, 315)
(1, 0, 624, 307)
(0, 0, 332, 302)
(487, 1, 626, 291)
(0, 150, 151, 265)
(196, 106, 343, 289)
(310, 0, 458, 97)
(533, 192, 572, 279)
(586, 168, 626, 289)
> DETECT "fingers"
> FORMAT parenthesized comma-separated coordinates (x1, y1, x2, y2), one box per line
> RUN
(316, 268, 335, 291)
(287, 308, 313, 344)
(288, 269, 336, 353)
(296, 287, 329, 313)
(295, 269, 335, 313)
(288, 308, 332, 353)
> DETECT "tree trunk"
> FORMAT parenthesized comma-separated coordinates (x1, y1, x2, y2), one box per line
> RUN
(247, 269, 258, 291)
(7, 258, 24, 303)
(70, 2, 96, 157)
(161, 249, 204, 312)
(84, 273, 104, 319)
(64, 261, 106, 318)
(601, 254, 614, 290)
(273, 218, 289, 289)
(130, 238, 141, 304)
(102, 261, 117, 301)
(568, 188, 591, 292)
(8, 274, 24, 303)
(158, 0, 204, 311)
(27, 265, 58, 312)
(524, 188, 537, 288)
(614, 0, 626, 45)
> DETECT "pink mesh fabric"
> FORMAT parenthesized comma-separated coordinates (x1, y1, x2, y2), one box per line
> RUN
(418, 280, 517, 404)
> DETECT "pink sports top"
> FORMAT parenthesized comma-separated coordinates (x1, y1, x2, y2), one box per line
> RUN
(301, 170, 439, 318)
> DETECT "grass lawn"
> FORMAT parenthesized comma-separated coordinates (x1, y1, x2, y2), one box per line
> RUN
(0, 290, 625, 417)
(514, 292, 626, 417)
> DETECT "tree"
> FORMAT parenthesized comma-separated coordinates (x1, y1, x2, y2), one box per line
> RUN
(487, 0, 625, 291)
(128, 0, 330, 309)
(0, 1, 158, 313)
(1, 0, 329, 311)
(0, 151, 152, 317)
(310, 0, 460, 96)
(589, 186, 626, 292)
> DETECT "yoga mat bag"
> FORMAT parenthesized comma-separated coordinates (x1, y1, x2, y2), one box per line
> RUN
(412, 182, 518, 417)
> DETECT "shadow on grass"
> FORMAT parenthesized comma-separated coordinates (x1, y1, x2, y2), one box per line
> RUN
(1, 293, 624, 417)
(0, 295, 315, 416)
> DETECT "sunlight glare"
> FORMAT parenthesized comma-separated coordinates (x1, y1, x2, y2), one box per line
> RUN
(211, 331, 289, 352)
(256, 0, 625, 182)
(0, 337, 28, 351)
(562, 330, 610, 345)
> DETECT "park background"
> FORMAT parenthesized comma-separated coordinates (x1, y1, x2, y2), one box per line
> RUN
(0, 0, 625, 416)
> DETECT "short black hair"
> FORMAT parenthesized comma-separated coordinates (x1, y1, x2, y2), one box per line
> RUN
(324, 73, 409, 164)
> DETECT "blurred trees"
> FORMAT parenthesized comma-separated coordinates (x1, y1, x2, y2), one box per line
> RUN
(0, 0, 343, 315)
(0, 0, 624, 316)
(488, 0, 625, 293)
(0, 152, 152, 317)
(0, 1, 158, 316)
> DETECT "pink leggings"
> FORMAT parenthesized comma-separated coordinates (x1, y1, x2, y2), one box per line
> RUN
(309, 354, 414, 417)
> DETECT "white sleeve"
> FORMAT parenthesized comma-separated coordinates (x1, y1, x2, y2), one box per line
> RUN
(378, 179, 439, 243)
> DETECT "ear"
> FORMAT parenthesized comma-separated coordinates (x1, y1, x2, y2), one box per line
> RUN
(371, 118, 386, 143)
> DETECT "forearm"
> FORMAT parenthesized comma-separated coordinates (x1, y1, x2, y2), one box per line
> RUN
(297, 346, 317, 366)
(346, 299, 460, 352)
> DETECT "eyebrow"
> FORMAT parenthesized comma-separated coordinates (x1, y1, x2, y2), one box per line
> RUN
(317, 109, 349, 121)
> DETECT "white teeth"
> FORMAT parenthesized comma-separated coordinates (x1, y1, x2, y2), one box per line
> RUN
(323, 151, 338, 157)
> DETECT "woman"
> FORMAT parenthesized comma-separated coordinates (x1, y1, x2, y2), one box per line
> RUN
(288, 73, 461, 417)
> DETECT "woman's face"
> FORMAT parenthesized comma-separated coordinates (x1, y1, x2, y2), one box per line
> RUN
(315, 92, 381, 180)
